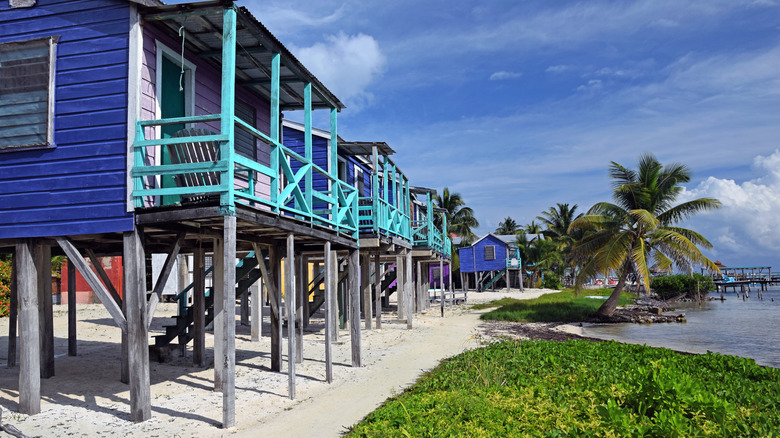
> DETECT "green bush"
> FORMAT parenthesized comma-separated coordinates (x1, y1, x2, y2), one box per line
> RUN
(0, 259, 10, 317)
(651, 274, 714, 299)
(542, 271, 563, 290)
(347, 340, 780, 437)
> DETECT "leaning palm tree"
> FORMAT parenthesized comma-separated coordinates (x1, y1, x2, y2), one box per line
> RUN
(495, 216, 520, 235)
(569, 153, 721, 317)
(434, 187, 479, 243)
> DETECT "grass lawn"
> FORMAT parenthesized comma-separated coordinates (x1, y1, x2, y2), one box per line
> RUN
(347, 340, 780, 437)
(477, 288, 634, 323)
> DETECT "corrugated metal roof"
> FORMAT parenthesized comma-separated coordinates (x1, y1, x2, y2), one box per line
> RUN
(138, 1, 345, 111)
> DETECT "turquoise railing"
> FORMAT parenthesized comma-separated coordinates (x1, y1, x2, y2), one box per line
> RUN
(412, 218, 448, 257)
(358, 196, 411, 241)
(131, 115, 359, 238)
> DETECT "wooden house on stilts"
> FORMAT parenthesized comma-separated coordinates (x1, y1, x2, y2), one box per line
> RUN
(0, 0, 366, 428)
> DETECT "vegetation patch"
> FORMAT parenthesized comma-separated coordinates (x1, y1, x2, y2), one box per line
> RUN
(479, 288, 633, 323)
(0, 259, 10, 317)
(347, 340, 780, 437)
(651, 274, 714, 300)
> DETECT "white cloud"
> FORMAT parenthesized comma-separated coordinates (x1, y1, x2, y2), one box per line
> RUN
(546, 65, 570, 73)
(489, 71, 522, 81)
(680, 150, 780, 266)
(292, 32, 386, 110)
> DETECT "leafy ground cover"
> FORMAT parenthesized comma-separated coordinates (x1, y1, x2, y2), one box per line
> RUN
(347, 340, 780, 437)
(478, 288, 634, 323)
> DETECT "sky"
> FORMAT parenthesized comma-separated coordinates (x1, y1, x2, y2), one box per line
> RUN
(174, 0, 780, 269)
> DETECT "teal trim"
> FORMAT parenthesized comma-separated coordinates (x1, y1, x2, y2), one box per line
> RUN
(329, 108, 338, 223)
(304, 82, 313, 216)
(270, 52, 281, 212)
(220, 6, 237, 212)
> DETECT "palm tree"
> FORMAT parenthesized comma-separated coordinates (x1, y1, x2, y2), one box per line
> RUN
(538, 203, 584, 283)
(569, 153, 721, 317)
(434, 187, 479, 243)
(495, 216, 520, 235)
(524, 221, 543, 235)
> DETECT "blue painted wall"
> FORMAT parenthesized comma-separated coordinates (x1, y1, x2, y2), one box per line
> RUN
(458, 234, 509, 273)
(0, 0, 134, 239)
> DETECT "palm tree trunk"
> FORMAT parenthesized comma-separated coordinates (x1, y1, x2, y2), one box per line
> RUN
(596, 262, 630, 317)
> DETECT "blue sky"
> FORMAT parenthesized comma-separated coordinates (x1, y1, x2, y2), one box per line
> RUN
(176, 0, 780, 269)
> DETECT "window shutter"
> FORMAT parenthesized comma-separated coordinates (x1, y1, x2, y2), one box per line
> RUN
(485, 245, 495, 261)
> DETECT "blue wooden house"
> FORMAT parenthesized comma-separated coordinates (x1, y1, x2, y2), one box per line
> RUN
(458, 233, 522, 292)
(0, 0, 364, 428)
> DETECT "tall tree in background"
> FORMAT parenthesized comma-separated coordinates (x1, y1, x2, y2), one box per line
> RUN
(434, 187, 479, 243)
(538, 203, 584, 283)
(495, 216, 520, 235)
(569, 154, 721, 317)
(524, 221, 543, 235)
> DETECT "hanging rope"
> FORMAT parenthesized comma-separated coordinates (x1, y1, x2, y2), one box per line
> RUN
(178, 22, 187, 92)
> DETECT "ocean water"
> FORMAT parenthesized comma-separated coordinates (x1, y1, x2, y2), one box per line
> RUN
(581, 287, 780, 368)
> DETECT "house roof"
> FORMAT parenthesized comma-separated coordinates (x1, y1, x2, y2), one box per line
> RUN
(338, 141, 395, 157)
(136, 1, 345, 112)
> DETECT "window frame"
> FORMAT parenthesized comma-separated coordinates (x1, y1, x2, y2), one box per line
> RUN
(0, 35, 58, 151)
(485, 245, 496, 261)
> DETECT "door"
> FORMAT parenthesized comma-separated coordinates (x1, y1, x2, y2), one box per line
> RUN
(160, 56, 186, 205)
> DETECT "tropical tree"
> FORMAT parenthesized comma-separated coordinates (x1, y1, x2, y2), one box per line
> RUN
(538, 203, 584, 284)
(569, 154, 721, 317)
(434, 187, 479, 243)
(495, 216, 520, 235)
(524, 221, 543, 235)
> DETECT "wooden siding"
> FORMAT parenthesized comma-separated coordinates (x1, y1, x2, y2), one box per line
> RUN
(458, 234, 509, 273)
(140, 24, 273, 202)
(0, 0, 133, 239)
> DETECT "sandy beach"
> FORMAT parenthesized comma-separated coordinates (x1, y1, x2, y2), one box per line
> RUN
(0, 288, 558, 437)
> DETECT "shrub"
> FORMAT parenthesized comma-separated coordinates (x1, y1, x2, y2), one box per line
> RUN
(0, 259, 11, 317)
(651, 273, 714, 299)
(542, 271, 563, 290)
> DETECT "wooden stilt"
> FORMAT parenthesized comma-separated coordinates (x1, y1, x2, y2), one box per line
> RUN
(285, 234, 296, 399)
(123, 228, 151, 422)
(240, 290, 249, 326)
(324, 242, 334, 383)
(440, 260, 444, 317)
(8, 250, 18, 368)
(396, 253, 404, 320)
(67, 259, 76, 357)
(121, 279, 128, 384)
(295, 252, 303, 364)
(405, 250, 413, 329)
(250, 270, 261, 342)
(362, 254, 371, 330)
(193, 246, 206, 367)
(17, 241, 40, 415)
(270, 245, 283, 371)
(348, 249, 361, 367)
(302, 255, 310, 328)
(221, 216, 237, 429)
(374, 253, 381, 329)
(448, 261, 454, 308)
(416, 260, 423, 314)
(37, 244, 54, 378)
(213, 236, 224, 392)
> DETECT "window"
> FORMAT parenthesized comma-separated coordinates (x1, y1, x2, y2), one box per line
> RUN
(0, 36, 57, 150)
(485, 245, 495, 261)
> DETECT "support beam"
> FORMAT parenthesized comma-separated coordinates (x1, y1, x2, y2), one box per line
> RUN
(348, 249, 361, 367)
(55, 238, 127, 332)
(396, 254, 404, 320)
(254, 243, 282, 371)
(213, 236, 224, 392)
(8, 250, 17, 367)
(440, 260, 444, 317)
(374, 253, 381, 329)
(67, 259, 76, 357)
(221, 216, 237, 429)
(285, 233, 297, 399)
(416, 260, 423, 314)
(295, 252, 303, 364)
(123, 228, 151, 422)
(302, 256, 310, 327)
(37, 244, 54, 378)
(250, 266, 261, 342)
(85, 249, 122, 305)
(193, 247, 206, 367)
(146, 232, 185, 328)
(405, 250, 413, 329)
(324, 242, 333, 383)
(17, 241, 40, 415)
(362, 254, 371, 330)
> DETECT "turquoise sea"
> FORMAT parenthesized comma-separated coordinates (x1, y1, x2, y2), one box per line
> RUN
(581, 286, 780, 368)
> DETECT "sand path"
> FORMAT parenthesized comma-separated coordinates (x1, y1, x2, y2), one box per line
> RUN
(0, 288, 555, 437)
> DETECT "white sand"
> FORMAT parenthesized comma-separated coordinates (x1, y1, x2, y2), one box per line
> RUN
(0, 288, 554, 437)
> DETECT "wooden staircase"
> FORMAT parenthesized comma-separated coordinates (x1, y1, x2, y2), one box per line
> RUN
(150, 253, 259, 362)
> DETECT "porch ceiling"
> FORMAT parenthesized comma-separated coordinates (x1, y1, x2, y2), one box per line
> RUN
(140, 1, 345, 112)
(338, 141, 395, 157)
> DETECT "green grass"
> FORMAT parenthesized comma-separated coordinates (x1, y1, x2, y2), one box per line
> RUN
(478, 288, 634, 323)
(347, 340, 780, 437)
